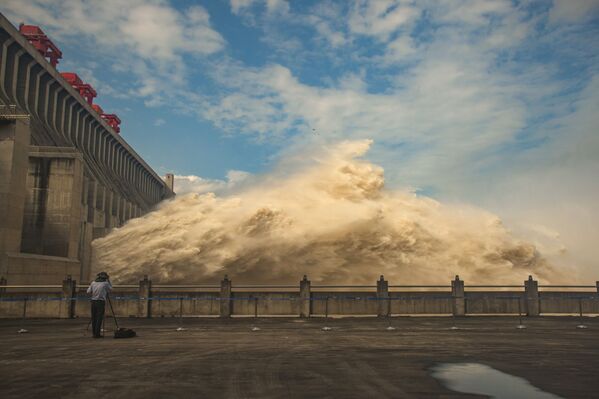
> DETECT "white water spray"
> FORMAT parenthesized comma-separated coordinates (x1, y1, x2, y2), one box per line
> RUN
(93, 140, 558, 284)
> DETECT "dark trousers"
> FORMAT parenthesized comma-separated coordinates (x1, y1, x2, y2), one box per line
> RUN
(91, 300, 106, 337)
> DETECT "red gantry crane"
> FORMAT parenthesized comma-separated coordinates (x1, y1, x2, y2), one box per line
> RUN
(60, 72, 97, 105)
(18, 24, 62, 67)
(19, 22, 121, 134)
(93, 104, 121, 134)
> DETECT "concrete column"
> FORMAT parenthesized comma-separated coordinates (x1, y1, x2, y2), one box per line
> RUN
(165, 173, 174, 192)
(376, 275, 389, 317)
(524, 275, 539, 316)
(67, 156, 83, 260)
(0, 120, 30, 279)
(61, 275, 77, 319)
(138, 275, 152, 318)
(451, 275, 466, 316)
(299, 275, 311, 318)
(220, 275, 232, 318)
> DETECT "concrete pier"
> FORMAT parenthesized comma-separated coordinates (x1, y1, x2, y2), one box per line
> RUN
(299, 275, 310, 318)
(451, 275, 465, 316)
(220, 275, 232, 318)
(524, 275, 540, 316)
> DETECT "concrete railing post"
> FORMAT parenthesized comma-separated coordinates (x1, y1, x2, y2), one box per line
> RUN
(0, 277, 6, 294)
(138, 275, 152, 318)
(524, 275, 539, 316)
(299, 275, 311, 318)
(377, 275, 389, 317)
(451, 275, 465, 316)
(220, 275, 232, 318)
(61, 275, 77, 319)
(596, 281, 598, 293)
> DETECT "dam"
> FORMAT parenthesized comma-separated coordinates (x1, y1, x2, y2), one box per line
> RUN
(0, 14, 174, 285)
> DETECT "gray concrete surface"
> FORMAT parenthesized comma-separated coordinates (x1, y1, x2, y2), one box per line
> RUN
(1, 317, 598, 398)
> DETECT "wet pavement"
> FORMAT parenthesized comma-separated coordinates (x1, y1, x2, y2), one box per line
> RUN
(1, 316, 598, 398)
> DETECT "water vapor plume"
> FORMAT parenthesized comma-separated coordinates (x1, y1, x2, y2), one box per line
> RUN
(93, 140, 559, 284)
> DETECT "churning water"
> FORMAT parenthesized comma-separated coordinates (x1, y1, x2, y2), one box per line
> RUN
(431, 363, 563, 399)
(93, 140, 558, 284)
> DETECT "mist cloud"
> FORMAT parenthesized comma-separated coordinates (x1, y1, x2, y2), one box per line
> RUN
(94, 140, 559, 284)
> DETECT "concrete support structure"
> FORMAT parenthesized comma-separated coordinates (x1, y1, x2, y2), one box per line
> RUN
(138, 275, 152, 318)
(299, 275, 311, 318)
(0, 14, 174, 285)
(220, 275, 232, 318)
(164, 173, 174, 192)
(376, 275, 389, 317)
(451, 275, 465, 316)
(61, 274, 76, 319)
(524, 275, 540, 316)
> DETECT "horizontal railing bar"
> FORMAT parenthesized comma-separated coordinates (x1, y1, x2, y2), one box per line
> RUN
(0, 285, 62, 288)
(389, 285, 451, 288)
(153, 285, 220, 288)
(312, 285, 376, 288)
(465, 285, 523, 288)
(539, 285, 596, 288)
(232, 285, 298, 288)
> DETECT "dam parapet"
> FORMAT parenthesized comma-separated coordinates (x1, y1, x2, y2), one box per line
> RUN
(0, 275, 597, 319)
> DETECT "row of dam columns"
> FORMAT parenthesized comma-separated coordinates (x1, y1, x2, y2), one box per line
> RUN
(35, 274, 598, 319)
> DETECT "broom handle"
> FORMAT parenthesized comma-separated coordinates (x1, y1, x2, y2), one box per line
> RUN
(107, 295, 119, 330)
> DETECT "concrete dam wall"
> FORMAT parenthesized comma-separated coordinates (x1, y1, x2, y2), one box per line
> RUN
(0, 13, 174, 286)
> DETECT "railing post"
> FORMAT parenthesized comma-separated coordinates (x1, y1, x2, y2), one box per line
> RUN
(61, 275, 76, 319)
(377, 275, 389, 317)
(138, 275, 152, 318)
(299, 275, 311, 318)
(220, 275, 232, 318)
(524, 275, 539, 316)
(596, 281, 598, 293)
(0, 276, 6, 294)
(451, 275, 465, 316)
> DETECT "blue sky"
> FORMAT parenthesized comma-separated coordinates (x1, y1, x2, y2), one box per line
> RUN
(2, 0, 599, 278)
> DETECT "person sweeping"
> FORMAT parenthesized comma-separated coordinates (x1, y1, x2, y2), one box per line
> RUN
(87, 272, 112, 338)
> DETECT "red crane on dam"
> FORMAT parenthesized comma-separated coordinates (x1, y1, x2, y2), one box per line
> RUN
(92, 104, 121, 134)
(18, 23, 62, 67)
(19, 23, 121, 134)
(60, 72, 97, 105)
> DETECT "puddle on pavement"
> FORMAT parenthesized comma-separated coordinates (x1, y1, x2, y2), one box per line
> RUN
(431, 363, 563, 399)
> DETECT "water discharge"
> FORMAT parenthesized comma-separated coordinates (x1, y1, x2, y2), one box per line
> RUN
(93, 140, 559, 284)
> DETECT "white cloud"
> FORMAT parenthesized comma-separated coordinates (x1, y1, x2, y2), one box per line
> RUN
(230, 0, 259, 15)
(2, 0, 225, 105)
(549, 0, 599, 23)
(348, 0, 419, 41)
(170, 170, 251, 195)
(153, 118, 166, 127)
